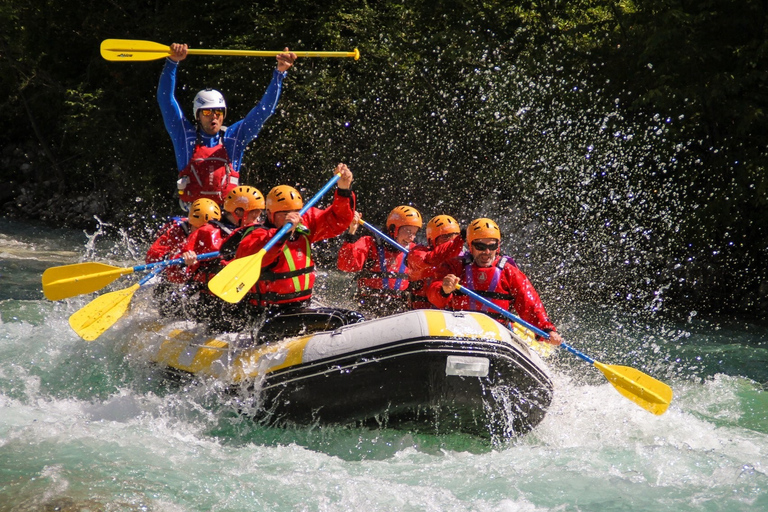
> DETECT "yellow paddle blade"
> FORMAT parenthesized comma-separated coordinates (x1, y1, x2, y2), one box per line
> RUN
(69, 284, 139, 341)
(207, 249, 265, 304)
(594, 362, 673, 415)
(100, 39, 173, 61)
(42, 262, 133, 301)
(101, 39, 360, 62)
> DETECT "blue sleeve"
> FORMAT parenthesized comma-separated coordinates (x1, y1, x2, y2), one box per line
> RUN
(224, 69, 286, 170)
(158, 59, 196, 171)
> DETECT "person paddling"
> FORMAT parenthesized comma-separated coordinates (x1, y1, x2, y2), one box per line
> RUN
(337, 206, 422, 316)
(220, 185, 265, 232)
(158, 42, 297, 209)
(145, 198, 224, 317)
(427, 218, 562, 345)
(232, 163, 355, 322)
(337, 208, 464, 316)
(408, 214, 465, 310)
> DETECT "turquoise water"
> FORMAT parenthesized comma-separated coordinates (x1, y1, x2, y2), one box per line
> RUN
(1, 218, 767, 511)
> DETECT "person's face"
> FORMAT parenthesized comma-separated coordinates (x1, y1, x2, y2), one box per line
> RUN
(197, 108, 225, 135)
(270, 209, 299, 229)
(396, 225, 419, 246)
(469, 238, 499, 267)
(244, 209, 263, 226)
(433, 232, 458, 247)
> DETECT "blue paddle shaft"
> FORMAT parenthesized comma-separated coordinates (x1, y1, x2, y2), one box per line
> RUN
(359, 220, 410, 254)
(263, 173, 343, 253)
(455, 284, 594, 363)
(138, 265, 166, 285)
(133, 251, 220, 273)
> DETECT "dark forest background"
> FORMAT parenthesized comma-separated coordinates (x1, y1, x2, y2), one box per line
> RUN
(2, 0, 767, 321)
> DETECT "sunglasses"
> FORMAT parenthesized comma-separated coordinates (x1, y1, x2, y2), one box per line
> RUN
(200, 109, 225, 117)
(471, 241, 499, 252)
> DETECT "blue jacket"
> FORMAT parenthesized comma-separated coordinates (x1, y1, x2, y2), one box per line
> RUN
(157, 58, 286, 172)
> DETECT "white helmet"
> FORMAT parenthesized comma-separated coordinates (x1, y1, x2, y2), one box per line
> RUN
(193, 89, 226, 119)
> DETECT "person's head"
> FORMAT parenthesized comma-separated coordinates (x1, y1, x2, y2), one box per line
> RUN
(188, 198, 222, 231)
(466, 218, 501, 267)
(426, 215, 461, 247)
(386, 206, 422, 246)
(224, 186, 265, 226)
(266, 185, 303, 228)
(193, 89, 227, 135)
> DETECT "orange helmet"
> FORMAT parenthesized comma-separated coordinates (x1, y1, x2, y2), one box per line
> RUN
(386, 206, 422, 235)
(224, 186, 265, 215)
(188, 198, 222, 228)
(266, 185, 304, 213)
(426, 215, 461, 245)
(466, 218, 501, 244)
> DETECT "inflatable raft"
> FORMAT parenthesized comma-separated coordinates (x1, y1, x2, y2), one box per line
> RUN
(127, 308, 554, 438)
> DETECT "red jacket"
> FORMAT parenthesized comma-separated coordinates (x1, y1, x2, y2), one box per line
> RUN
(145, 218, 191, 283)
(407, 236, 465, 309)
(185, 223, 225, 283)
(235, 189, 355, 305)
(337, 235, 414, 296)
(427, 254, 556, 333)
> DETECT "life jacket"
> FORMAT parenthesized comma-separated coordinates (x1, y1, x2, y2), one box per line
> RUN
(460, 254, 513, 320)
(253, 233, 315, 306)
(177, 130, 239, 204)
(354, 242, 411, 301)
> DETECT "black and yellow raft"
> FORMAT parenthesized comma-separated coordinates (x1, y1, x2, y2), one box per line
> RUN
(128, 308, 555, 438)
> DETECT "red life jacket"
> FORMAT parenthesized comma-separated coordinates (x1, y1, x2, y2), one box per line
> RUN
(252, 234, 315, 306)
(178, 135, 239, 204)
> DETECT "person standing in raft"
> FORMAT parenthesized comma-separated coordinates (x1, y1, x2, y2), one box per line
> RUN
(408, 214, 465, 310)
(157, 42, 297, 209)
(145, 198, 224, 318)
(233, 163, 356, 328)
(427, 218, 562, 345)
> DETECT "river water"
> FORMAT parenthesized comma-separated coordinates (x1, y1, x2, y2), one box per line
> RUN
(1, 217, 767, 511)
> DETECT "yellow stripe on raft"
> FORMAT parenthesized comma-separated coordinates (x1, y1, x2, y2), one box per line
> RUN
(157, 334, 229, 374)
(230, 335, 313, 383)
(423, 309, 555, 357)
(423, 310, 504, 340)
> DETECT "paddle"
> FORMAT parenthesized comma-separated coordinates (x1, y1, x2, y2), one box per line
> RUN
(453, 284, 673, 415)
(357, 219, 410, 254)
(69, 266, 165, 341)
(101, 39, 360, 62)
(42, 252, 220, 301)
(208, 173, 343, 304)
